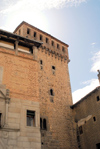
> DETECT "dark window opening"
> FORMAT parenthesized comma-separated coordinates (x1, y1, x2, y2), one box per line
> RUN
(27, 28, 30, 34)
(27, 110, 35, 127)
(52, 66, 55, 70)
(40, 118, 42, 129)
(62, 47, 65, 52)
(51, 41, 54, 46)
(57, 44, 59, 49)
(40, 35, 42, 41)
(29, 47, 33, 54)
(43, 119, 47, 130)
(96, 143, 100, 149)
(34, 32, 36, 37)
(41, 142, 44, 145)
(14, 43, 16, 49)
(50, 89, 54, 96)
(93, 116, 96, 121)
(97, 96, 100, 101)
(77, 136, 80, 142)
(79, 126, 83, 135)
(40, 60, 43, 65)
(0, 113, 1, 128)
(46, 38, 48, 43)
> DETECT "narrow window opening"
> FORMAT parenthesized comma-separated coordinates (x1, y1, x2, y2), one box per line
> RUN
(14, 43, 16, 49)
(43, 119, 47, 130)
(27, 28, 30, 34)
(79, 126, 83, 134)
(50, 89, 54, 96)
(93, 116, 96, 121)
(62, 47, 65, 52)
(77, 136, 80, 142)
(46, 38, 48, 43)
(40, 60, 43, 65)
(51, 41, 54, 46)
(34, 32, 36, 37)
(97, 96, 99, 101)
(27, 110, 35, 127)
(57, 44, 59, 49)
(40, 118, 42, 129)
(0, 113, 1, 128)
(40, 35, 42, 41)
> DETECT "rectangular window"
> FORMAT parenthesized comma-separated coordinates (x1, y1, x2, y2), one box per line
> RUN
(52, 66, 55, 75)
(57, 44, 59, 49)
(27, 110, 35, 127)
(40, 35, 42, 41)
(34, 32, 36, 37)
(27, 28, 30, 34)
(46, 38, 48, 43)
(62, 47, 65, 52)
(52, 66, 55, 70)
(51, 41, 54, 46)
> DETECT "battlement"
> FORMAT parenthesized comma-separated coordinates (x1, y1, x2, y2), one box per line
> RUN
(14, 21, 69, 61)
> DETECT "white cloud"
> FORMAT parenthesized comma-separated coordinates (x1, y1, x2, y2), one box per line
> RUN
(72, 79, 99, 104)
(91, 51, 100, 72)
(0, 0, 87, 14)
(91, 42, 96, 46)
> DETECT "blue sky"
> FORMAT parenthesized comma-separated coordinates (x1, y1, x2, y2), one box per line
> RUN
(0, 0, 100, 103)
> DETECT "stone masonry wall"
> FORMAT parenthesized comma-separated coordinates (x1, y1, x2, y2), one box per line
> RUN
(0, 84, 41, 149)
(13, 22, 77, 149)
(72, 88, 100, 149)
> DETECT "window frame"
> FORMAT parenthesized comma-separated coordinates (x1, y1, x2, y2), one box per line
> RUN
(27, 110, 35, 127)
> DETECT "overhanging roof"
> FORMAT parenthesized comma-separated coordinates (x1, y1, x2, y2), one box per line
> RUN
(0, 29, 43, 48)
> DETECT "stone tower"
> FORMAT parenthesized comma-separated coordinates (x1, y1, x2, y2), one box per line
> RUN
(0, 21, 76, 149)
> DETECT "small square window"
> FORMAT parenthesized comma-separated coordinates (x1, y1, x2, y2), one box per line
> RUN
(52, 66, 55, 70)
(27, 28, 30, 34)
(27, 110, 35, 127)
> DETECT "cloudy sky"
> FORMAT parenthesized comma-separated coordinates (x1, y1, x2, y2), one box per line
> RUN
(0, 0, 100, 103)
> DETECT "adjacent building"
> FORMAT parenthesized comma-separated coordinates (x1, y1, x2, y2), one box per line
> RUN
(71, 86, 100, 149)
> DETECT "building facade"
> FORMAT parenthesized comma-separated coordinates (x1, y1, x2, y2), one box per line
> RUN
(0, 22, 76, 149)
(71, 86, 100, 149)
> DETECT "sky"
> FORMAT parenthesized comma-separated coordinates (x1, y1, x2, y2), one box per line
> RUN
(0, 0, 100, 104)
